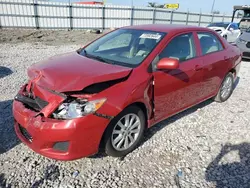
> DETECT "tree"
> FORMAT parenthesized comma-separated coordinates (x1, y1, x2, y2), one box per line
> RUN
(212, 10, 220, 14)
(147, 2, 164, 8)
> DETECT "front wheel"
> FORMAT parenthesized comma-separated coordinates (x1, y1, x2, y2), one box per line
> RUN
(104, 106, 145, 157)
(214, 72, 234, 102)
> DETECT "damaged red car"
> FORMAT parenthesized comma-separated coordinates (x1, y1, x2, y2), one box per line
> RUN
(13, 24, 242, 160)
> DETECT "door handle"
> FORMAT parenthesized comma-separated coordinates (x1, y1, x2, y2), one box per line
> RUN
(194, 65, 203, 71)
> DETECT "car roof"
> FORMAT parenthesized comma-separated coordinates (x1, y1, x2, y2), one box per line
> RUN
(123, 24, 210, 33)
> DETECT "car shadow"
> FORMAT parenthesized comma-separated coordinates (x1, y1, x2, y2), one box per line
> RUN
(233, 76, 240, 90)
(0, 66, 13, 79)
(0, 100, 20, 155)
(242, 58, 250, 62)
(205, 142, 250, 188)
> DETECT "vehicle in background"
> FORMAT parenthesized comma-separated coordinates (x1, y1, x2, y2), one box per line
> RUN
(236, 27, 250, 59)
(207, 22, 241, 43)
(232, 5, 250, 32)
(13, 24, 242, 160)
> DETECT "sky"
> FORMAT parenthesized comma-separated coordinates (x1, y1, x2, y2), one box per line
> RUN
(71, 0, 250, 14)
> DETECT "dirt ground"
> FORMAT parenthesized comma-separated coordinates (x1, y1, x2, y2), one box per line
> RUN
(0, 29, 101, 46)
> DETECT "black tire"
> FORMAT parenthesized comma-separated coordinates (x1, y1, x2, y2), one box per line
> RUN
(223, 35, 227, 41)
(104, 105, 146, 157)
(214, 72, 234, 103)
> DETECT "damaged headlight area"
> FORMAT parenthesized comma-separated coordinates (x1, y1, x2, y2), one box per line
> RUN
(52, 98, 106, 120)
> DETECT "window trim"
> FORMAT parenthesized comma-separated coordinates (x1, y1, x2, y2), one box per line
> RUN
(196, 31, 225, 57)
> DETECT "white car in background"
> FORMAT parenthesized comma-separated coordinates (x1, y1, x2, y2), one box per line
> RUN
(207, 22, 241, 43)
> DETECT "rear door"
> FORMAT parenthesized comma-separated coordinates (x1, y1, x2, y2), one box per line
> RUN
(153, 32, 205, 122)
(196, 32, 227, 96)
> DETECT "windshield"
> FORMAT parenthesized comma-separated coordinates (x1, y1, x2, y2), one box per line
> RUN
(80, 29, 166, 68)
(207, 23, 229, 29)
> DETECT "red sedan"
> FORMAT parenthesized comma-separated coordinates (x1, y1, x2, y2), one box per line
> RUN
(13, 24, 242, 160)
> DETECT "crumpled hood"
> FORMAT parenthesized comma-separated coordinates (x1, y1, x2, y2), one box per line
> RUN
(28, 52, 132, 92)
(239, 31, 250, 41)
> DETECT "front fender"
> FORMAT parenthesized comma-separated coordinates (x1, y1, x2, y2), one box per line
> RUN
(96, 72, 153, 120)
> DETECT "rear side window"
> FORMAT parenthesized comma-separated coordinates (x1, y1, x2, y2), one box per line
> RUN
(197, 32, 223, 55)
(159, 33, 196, 62)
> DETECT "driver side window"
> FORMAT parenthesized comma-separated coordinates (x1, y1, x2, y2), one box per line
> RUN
(159, 33, 196, 62)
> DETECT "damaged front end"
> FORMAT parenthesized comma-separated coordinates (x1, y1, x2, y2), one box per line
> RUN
(13, 80, 116, 160)
(15, 74, 129, 121)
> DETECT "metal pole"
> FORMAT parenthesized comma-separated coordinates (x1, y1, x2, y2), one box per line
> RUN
(130, 6, 134, 26)
(170, 10, 174, 24)
(33, 0, 39, 29)
(198, 8, 202, 26)
(152, 8, 156, 24)
(102, 5, 105, 30)
(186, 9, 189, 25)
(211, 0, 215, 13)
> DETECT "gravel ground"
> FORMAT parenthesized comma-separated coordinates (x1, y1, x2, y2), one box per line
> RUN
(1, 32, 250, 188)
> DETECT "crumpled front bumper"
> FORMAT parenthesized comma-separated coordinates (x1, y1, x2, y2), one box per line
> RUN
(13, 92, 110, 161)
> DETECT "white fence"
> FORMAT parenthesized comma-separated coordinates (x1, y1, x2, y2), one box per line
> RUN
(0, 0, 240, 30)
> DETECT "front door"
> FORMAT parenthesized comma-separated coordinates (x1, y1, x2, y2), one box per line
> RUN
(153, 32, 205, 122)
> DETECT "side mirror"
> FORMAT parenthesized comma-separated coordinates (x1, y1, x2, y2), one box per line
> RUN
(157, 58, 179, 70)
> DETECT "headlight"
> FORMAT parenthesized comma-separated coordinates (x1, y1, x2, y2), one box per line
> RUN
(52, 98, 106, 119)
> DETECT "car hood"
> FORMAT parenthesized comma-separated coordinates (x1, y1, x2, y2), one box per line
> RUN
(239, 31, 250, 41)
(28, 52, 132, 92)
(208, 27, 225, 32)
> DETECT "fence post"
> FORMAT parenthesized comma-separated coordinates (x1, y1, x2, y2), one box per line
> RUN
(198, 11, 202, 26)
(170, 10, 174, 24)
(130, 6, 134, 26)
(186, 11, 189, 25)
(33, 0, 39, 29)
(152, 8, 156, 24)
(68, 3, 73, 30)
(102, 5, 105, 30)
(222, 13, 225, 22)
(211, 13, 214, 23)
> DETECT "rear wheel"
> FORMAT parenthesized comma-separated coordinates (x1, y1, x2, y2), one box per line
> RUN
(214, 72, 234, 102)
(104, 106, 145, 157)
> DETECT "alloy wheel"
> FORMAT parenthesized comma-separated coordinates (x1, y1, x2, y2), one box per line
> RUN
(111, 113, 141, 151)
(221, 76, 233, 99)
